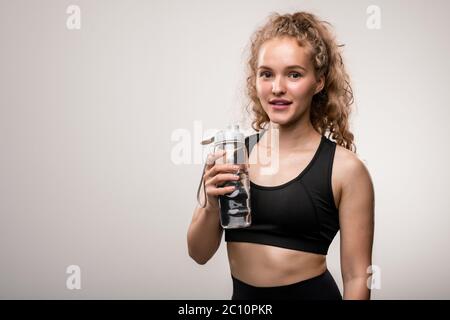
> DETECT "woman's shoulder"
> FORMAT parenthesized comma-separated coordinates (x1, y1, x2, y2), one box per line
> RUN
(334, 143, 372, 189)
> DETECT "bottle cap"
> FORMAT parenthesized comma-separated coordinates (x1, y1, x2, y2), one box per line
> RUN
(214, 124, 245, 145)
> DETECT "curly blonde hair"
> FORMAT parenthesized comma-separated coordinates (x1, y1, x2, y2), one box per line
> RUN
(244, 11, 356, 152)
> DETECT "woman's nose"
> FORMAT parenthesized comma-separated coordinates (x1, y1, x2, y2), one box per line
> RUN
(272, 77, 286, 95)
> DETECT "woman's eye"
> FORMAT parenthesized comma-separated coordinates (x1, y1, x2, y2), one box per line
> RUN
(258, 72, 302, 79)
(289, 72, 302, 79)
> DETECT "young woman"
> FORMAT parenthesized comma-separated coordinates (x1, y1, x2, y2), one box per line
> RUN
(187, 11, 374, 300)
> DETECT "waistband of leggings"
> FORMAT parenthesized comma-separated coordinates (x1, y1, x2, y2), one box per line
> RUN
(231, 269, 330, 289)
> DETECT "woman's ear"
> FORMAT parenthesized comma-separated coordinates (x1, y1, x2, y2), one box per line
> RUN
(314, 75, 325, 95)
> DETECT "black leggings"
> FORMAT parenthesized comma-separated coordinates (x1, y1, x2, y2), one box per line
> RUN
(231, 269, 342, 300)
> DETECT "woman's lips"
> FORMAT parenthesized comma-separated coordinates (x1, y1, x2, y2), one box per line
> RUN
(270, 103, 292, 110)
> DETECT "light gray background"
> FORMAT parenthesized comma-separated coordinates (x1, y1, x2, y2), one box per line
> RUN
(1, 0, 449, 299)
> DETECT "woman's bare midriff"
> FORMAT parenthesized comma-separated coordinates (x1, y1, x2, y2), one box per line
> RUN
(226, 242, 327, 287)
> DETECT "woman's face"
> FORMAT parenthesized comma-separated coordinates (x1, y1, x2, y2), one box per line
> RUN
(256, 36, 324, 127)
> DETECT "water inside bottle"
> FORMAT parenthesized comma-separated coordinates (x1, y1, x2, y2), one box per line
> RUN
(219, 169, 251, 229)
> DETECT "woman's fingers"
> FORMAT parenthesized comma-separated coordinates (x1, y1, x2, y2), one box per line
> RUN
(203, 151, 242, 197)
(207, 185, 237, 196)
(207, 173, 240, 187)
(209, 163, 240, 176)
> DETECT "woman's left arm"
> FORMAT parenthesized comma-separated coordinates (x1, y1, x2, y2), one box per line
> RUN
(338, 155, 375, 300)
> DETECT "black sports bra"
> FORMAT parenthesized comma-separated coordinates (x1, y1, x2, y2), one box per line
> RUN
(224, 130, 340, 255)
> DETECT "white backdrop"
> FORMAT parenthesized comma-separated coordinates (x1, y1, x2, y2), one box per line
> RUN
(1, 0, 449, 299)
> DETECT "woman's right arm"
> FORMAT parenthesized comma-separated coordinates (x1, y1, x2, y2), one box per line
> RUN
(187, 151, 239, 265)
(187, 201, 222, 265)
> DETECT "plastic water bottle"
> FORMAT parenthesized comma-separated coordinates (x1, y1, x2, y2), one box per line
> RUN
(213, 124, 251, 229)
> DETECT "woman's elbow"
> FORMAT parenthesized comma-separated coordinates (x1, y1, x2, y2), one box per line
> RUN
(187, 234, 210, 265)
(188, 246, 210, 265)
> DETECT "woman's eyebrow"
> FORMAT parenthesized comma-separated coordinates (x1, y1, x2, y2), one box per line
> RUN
(257, 65, 306, 71)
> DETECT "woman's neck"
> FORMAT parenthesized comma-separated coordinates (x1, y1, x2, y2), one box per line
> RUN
(264, 121, 320, 153)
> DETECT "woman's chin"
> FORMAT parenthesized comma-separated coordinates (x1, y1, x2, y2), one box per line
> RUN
(267, 114, 292, 125)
